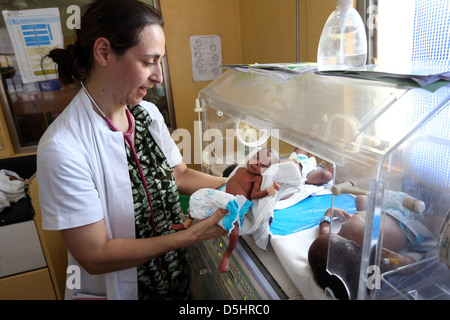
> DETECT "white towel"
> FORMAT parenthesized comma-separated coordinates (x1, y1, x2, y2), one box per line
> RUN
(271, 228, 325, 300)
(225, 149, 306, 249)
(0, 169, 25, 212)
(240, 161, 304, 249)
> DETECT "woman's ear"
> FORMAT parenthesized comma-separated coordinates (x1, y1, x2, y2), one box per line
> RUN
(92, 37, 112, 67)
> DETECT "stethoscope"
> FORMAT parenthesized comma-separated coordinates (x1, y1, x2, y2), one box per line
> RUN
(81, 82, 163, 278)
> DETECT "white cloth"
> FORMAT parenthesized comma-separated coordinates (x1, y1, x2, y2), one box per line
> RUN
(37, 89, 182, 300)
(189, 188, 253, 234)
(0, 169, 25, 212)
(225, 149, 305, 249)
(270, 218, 346, 300)
(271, 228, 325, 299)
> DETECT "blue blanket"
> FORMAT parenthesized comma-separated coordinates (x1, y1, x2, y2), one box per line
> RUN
(270, 194, 357, 236)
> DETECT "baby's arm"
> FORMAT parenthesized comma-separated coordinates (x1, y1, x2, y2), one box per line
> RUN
(250, 176, 280, 200)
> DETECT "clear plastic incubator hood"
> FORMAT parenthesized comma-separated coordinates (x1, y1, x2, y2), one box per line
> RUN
(197, 68, 450, 300)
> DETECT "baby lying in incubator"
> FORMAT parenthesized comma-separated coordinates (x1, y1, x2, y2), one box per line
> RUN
(172, 148, 281, 273)
(223, 147, 334, 188)
(285, 147, 333, 186)
(308, 193, 443, 299)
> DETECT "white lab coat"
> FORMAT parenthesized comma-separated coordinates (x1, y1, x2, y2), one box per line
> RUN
(36, 89, 182, 300)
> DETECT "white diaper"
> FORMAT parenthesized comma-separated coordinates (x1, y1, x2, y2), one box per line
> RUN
(288, 152, 317, 180)
(384, 191, 433, 246)
(189, 188, 253, 234)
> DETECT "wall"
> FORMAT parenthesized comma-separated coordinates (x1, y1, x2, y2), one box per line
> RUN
(236, 0, 337, 64)
(160, 0, 335, 169)
(159, 0, 243, 170)
(299, 0, 337, 61)
(239, 0, 297, 64)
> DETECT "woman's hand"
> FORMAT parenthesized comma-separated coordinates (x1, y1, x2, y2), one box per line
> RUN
(187, 208, 228, 241)
(60, 208, 228, 275)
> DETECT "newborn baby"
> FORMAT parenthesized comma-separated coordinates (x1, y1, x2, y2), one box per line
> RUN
(172, 148, 280, 273)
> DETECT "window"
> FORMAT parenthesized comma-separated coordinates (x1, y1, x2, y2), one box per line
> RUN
(411, 0, 450, 72)
(368, 0, 450, 73)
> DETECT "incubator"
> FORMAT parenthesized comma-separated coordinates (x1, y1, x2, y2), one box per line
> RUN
(193, 67, 450, 300)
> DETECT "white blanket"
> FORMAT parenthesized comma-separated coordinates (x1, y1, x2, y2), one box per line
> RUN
(271, 228, 325, 300)
(226, 151, 325, 249)
(270, 219, 346, 300)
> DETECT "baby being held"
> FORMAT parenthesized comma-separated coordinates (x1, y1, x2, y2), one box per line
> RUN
(172, 148, 280, 272)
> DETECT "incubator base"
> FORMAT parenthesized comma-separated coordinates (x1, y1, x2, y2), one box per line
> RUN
(187, 235, 301, 300)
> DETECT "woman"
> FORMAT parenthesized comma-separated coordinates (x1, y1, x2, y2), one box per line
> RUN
(37, 0, 227, 300)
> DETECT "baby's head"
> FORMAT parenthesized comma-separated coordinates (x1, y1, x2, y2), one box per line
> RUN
(246, 148, 280, 175)
(308, 234, 361, 299)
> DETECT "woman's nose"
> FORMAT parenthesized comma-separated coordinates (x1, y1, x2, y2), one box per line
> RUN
(149, 63, 164, 84)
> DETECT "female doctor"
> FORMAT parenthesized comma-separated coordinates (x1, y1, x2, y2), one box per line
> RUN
(37, 0, 227, 300)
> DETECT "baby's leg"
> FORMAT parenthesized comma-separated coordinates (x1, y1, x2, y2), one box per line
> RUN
(171, 215, 193, 230)
(218, 223, 239, 273)
(305, 167, 334, 185)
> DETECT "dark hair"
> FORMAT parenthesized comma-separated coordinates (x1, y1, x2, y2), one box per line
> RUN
(47, 0, 164, 85)
(308, 234, 361, 300)
(222, 164, 238, 177)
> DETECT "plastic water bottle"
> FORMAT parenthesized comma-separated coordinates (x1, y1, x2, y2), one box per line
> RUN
(317, 0, 367, 71)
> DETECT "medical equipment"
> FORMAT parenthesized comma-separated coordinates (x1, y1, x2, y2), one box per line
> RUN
(331, 181, 369, 196)
(193, 68, 450, 300)
(317, 0, 367, 71)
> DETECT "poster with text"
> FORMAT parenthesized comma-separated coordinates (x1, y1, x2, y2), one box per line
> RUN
(2, 8, 63, 83)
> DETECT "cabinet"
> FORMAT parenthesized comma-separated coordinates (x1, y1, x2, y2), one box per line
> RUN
(30, 177, 68, 300)
(0, 269, 56, 300)
(0, 177, 67, 300)
(0, 220, 46, 278)
(0, 220, 55, 299)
